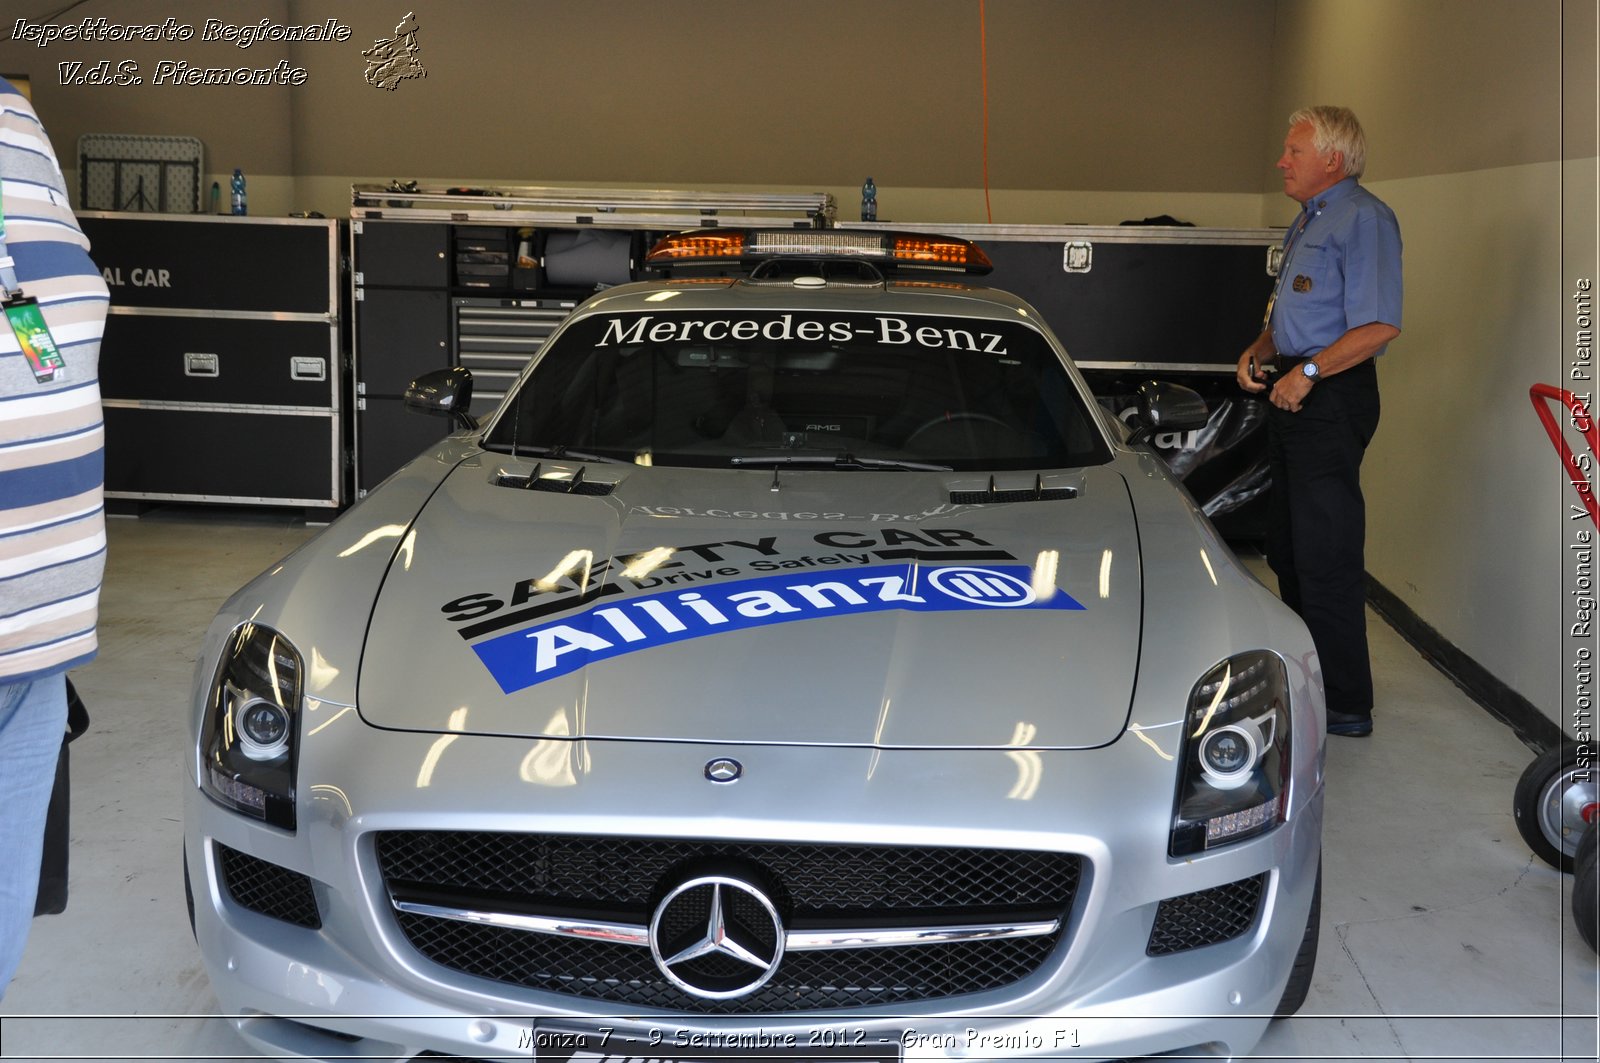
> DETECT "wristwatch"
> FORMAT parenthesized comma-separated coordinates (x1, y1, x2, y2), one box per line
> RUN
(1300, 360, 1320, 382)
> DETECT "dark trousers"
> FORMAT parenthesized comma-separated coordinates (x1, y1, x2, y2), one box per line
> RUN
(1266, 361, 1380, 715)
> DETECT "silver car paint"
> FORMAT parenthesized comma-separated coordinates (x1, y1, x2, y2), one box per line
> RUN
(358, 462, 1141, 747)
(185, 278, 1325, 1061)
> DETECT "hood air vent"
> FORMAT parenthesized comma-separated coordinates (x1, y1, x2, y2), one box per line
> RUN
(950, 475, 1078, 506)
(494, 463, 617, 496)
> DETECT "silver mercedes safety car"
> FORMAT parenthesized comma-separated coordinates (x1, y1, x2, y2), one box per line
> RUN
(184, 229, 1325, 1062)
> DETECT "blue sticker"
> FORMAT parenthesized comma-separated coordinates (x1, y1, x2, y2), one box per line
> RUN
(473, 563, 1084, 694)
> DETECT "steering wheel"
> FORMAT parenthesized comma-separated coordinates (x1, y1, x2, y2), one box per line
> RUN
(905, 411, 1013, 447)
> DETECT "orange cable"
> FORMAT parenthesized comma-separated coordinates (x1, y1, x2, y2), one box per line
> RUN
(980, 0, 992, 222)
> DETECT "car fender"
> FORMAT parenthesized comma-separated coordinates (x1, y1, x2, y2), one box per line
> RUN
(185, 441, 475, 782)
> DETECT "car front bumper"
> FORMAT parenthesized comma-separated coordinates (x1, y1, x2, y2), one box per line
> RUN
(185, 713, 1323, 1062)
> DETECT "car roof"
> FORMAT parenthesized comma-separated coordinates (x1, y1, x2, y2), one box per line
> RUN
(576, 275, 1049, 326)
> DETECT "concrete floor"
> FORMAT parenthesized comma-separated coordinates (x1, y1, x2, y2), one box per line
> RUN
(0, 510, 1594, 1062)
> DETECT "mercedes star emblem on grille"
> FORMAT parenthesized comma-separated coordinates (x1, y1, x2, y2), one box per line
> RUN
(704, 757, 742, 783)
(648, 875, 784, 999)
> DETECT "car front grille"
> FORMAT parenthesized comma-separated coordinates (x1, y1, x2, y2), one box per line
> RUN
(1146, 873, 1266, 956)
(376, 831, 1080, 1013)
(216, 843, 321, 929)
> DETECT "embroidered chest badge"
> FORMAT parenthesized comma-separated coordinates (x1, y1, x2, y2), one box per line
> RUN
(1292, 275, 1313, 293)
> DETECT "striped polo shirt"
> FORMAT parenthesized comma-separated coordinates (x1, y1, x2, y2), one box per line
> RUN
(0, 78, 109, 683)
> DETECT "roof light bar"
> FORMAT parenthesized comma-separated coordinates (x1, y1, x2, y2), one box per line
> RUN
(647, 231, 746, 261)
(893, 236, 993, 271)
(645, 229, 993, 274)
(748, 231, 885, 257)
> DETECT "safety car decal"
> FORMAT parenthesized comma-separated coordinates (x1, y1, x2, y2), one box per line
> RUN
(473, 563, 1083, 694)
(441, 527, 1018, 641)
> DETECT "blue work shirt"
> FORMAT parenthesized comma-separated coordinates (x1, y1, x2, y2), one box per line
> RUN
(1269, 177, 1402, 360)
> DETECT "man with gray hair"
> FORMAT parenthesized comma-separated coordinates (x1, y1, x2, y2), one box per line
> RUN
(1235, 106, 1402, 738)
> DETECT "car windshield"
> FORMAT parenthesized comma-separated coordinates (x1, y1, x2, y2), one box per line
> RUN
(482, 307, 1110, 471)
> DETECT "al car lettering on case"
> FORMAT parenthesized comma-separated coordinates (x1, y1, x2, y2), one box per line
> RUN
(474, 563, 1083, 694)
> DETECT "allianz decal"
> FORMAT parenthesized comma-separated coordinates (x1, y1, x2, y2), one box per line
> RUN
(474, 563, 1084, 694)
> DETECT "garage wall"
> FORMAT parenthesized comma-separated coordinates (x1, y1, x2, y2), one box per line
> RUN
(0, 0, 298, 206)
(1, 0, 1278, 225)
(1262, 0, 1594, 735)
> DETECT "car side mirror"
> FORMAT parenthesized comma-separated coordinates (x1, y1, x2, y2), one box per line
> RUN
(1128, 381, 1208, 445)
(404, 367, 478, 431)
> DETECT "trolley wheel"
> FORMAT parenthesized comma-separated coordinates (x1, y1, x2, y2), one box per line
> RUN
(1513, 743, 1599, 872)
(1573, 824, 1598, 953)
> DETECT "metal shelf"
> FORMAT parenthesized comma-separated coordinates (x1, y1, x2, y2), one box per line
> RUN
(353, 183, 835, 228)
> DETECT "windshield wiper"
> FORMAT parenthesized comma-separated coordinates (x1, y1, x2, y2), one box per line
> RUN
(730, 453, 951, 472)
(484, 443, 628, 464)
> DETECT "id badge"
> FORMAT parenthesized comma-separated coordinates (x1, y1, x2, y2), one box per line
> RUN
(4, 296, 66, 383)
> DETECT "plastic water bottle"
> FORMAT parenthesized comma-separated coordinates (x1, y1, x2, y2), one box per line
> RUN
(230, 168, 247, 215)
(861, 177, 877, 222)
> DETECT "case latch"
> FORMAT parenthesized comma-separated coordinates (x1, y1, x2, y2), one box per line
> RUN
(291, 356, 327, 382)
(183, 352, 219, 377)
(1063, 241, 1093, 274)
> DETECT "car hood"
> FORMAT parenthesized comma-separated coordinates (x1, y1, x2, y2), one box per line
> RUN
(356, 455, 1143, 749)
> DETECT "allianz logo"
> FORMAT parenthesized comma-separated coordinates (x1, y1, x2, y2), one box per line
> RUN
(926, 566, 1038, 607)
(473, 563, 1081, 694)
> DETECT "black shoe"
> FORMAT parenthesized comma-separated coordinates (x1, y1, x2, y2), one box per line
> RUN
(1326, 709, 1373, 737)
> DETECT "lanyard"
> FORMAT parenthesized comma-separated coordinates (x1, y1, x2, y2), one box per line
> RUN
(0, 181, 18, 297)
(1261, 207, 1313, 332)
(0, 180, 67, 382)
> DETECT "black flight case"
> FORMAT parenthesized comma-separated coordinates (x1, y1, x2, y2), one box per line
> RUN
(81, 213, 344, 513)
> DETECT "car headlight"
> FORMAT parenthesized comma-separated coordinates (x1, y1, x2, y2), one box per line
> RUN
(198, 623, 303, 830)
(1169, 651, 1291, 856)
